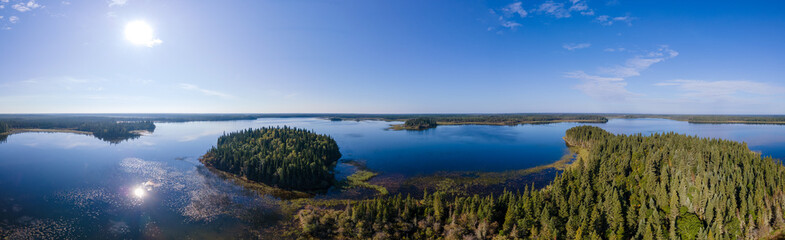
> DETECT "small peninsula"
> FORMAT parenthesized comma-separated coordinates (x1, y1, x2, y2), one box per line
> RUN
(200, 126, 342, 192)
(296, 126, 785, 239)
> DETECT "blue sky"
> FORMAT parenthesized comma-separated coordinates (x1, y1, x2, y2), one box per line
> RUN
(0, 0, 784, 114)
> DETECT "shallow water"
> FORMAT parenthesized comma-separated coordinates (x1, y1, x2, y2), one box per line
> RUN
(1, 118, 784, 238)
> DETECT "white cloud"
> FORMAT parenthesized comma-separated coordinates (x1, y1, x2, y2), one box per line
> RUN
(179, 83, 233, 98)
(9, 16, 18, 23)
(604, 47, 626, 52)
(109, 0, 127, 7)
(500, 18, 521, 29)
(563, 43, 591, 51)
(11, 0, 41, 12)
(140, 38, 162, 48)
(502, 2, 527, 18)
(599, 46, 678, 78)
(567, 46, 678, 100)
(568, 0, 587, 11)
(568, 0, 594, 16)
(537, 1, 571, 18)
(565, 71, 623, 82)
(597, 14, 635, 26)
(566, 71, 636, 100)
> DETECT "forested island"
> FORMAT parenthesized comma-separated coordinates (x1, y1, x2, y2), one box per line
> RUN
(200, 127, 342, 192)
(295, 126, 785, 239)
(391, 117, 439, 130)
(387, 114, 608, 130)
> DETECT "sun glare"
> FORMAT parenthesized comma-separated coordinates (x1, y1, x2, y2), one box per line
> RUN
(133, 187, 146, 198)
(124, 21, 162, 47)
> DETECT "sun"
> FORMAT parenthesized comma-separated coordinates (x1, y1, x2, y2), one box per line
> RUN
(124, 21, 162, 47)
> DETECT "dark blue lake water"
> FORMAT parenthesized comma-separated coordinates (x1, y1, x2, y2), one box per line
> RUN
(1, 118, 784, 238)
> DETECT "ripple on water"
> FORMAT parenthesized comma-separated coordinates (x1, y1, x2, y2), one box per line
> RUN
(0, 217, 77, 239)
(7, 157, 285, 238)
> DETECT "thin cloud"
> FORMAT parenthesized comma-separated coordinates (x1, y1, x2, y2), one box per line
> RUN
(490, 0, 600, 32)
(179, 83, 233, 99)
(563, 43, 591, 51)
(11, 0, 41, 12)
(500, 18, 521, 29)
(599, 46, 678, 78)
(140, 38, 162, 48)
(565, 71, 623, 82)
(502, 2, 527, 18)
(604, 47, 626, 52)
(567, 46, 678, 100)
(656, 80, 785, 99)
(492, 3, 525, 31)
(568, 0, 594, 16)
(8, 16, 18, 23)
(597, 14, 635, 26)
(566, 71, 637, 100)
(537, 1, 570, 18)
(109, 0, 127, 7)
(573, 78, 638, 100)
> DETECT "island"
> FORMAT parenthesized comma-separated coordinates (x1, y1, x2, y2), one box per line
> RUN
(200, 126, 342, 192)
(387, 114, 608, 130)
(296, 126, 785, 239)
(390, 117, 439, 130)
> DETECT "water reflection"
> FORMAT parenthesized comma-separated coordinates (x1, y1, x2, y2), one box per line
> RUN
(133, 187, 146, 199)
(2, 118, 785, 238)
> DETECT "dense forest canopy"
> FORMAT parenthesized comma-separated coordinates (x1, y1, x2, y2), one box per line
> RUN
(0, 122, 8, 134)
(201, 126, 342, 192)
(403, 118, 438, 129)
(297, 126, 785, 239)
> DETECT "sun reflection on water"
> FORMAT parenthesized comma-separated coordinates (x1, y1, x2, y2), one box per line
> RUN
(133, 187, 146, 198)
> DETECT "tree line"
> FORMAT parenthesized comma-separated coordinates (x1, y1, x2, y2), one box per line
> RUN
(404, 118, 438, 130)
(0, 116, 155, 143)
(201, 126, 342, 192)
(296, 126, 785, 239)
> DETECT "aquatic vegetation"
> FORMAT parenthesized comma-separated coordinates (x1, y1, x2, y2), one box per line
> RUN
(343, 170, 389, 195)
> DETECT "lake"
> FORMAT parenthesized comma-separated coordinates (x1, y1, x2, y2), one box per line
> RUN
(1, 118, 784, 238)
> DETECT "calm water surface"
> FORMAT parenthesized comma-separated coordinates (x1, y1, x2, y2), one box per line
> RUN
(1, 118, 784, 238)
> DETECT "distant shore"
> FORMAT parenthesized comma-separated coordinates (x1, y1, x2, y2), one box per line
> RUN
(388, 119, 608, 131)
(0, 128, 92, 136)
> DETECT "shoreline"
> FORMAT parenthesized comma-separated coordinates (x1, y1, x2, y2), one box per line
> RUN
(200, 163, 314, 199)
(1, 128, 93, 136)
